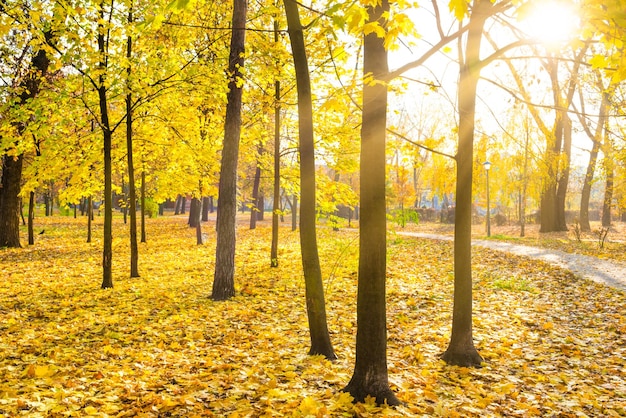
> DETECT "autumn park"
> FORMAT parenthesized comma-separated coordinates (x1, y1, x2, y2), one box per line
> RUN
(1, 0, 626, 416)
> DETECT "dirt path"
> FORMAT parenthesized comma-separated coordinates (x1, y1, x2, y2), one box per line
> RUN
(399, 231, 626, 292)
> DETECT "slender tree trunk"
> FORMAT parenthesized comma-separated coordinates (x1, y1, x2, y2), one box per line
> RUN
(97, 3, 114, 289)
(271, 75, 281, 267)
(602, 136, 614, 228)
(87, 196, 93, 243)
(580, 138, 600, 231)
(292, 194, 297, 231)
(141, 171, 146, 243)
(126, 5, 140, 278)
(284, 0, 336, 360)
(212, 0, 248, 301)
(195, 199, 203, 245)
(28, 192, 35, 245)
(555, 114, 572, 230)
(580, 89, 608, 232)
(250, 163, 262, 229)
(343, 0, 399, 405)
(441, 0, 491, 368)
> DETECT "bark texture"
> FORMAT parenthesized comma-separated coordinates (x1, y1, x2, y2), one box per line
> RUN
(343, 0, 399, 405)
(212, 0, 247, 301)
(284, 0, 336, 360)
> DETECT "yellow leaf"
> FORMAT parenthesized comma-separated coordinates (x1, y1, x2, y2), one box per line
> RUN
(84, 405, 99, 415)
(299, 396, 320, 415)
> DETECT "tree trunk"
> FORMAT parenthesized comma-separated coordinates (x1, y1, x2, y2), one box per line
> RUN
(97, 5, 114, 289)
(202, 197, 210, 221)
(271, 74, 281, 267)
(555, 114, 572, 230)
(284, 0, 336, 360)
(0, 154, 22, 248)
(175, 194, 182, 215)
(141, 171, 146, 243)
(580, 138, 600, 231)
(441, 0, 491, 368)
(28, 192, 35, 245)
(212, 0, 248, 301)
(126, 6, 140, 278)
(189, 198, 200, 227)
(194, 198, 203, 244)
(342, 0, 398, 405)
(292, 194, 298, 231)
(602, 160, 613, 227)
(579, 89, 608, 232)
(250, 163, 261, 229)
(87, 196, 93, 243)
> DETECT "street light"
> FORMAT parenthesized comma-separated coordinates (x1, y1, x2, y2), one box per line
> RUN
(483, 161, 492, 237)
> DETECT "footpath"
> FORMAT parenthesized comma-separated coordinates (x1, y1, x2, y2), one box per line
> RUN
(398, 231, 626, 292)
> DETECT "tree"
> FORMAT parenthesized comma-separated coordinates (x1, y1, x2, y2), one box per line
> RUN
(0, 5, 55, 248)
(212, 0, 248, 301)
(441, 0, 496, 368)
(126, 3, 140, 278)
(577, 70, 610, 232)
(342, 0, 399, 405)
(283, 0, 336, 360)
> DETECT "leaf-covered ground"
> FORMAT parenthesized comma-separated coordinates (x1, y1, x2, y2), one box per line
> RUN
(408, 221, 626, 263)
(1, 215, 624, 417)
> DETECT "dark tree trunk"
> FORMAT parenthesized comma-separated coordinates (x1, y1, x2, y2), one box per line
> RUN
(284, 0, 336, 360)
(97, 5, 113, 289)
(28, 192, 35, 245)
(250, 163, 261, 229)
(87, 196, 93, 243)
(180, 196, 186, 214)
(202, 197, 210, 221)
(141, 171, 146, 243)
(441, 0, 491, 368)
(212, 0, 247, 301)
(257, 195, 264, 220)
(195, 200, 203, 244)
(175, 194, 182, 215)
(189, 198, 200, 227)
(0, 153, 23, 248)
(292, 194, 298, 231)
(126, 6, 140, 278)
(343, 0, 398, 405)
(271, 75, 281, 267)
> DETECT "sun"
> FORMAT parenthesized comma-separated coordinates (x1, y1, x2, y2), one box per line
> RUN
(520, 1, 580, 46)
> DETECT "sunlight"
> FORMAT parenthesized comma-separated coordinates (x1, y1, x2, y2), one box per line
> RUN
(521, 1, 580, 47)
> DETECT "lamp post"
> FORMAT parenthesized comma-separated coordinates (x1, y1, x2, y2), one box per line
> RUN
(483, 161, 492, 237)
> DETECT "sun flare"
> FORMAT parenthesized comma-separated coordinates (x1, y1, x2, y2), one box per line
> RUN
(521, 1, 580, 45)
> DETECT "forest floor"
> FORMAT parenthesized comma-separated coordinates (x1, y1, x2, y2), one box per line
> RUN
(0, 214, 624, 417)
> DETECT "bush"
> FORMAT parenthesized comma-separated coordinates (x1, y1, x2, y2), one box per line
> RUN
(143, 199, 159, 218)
